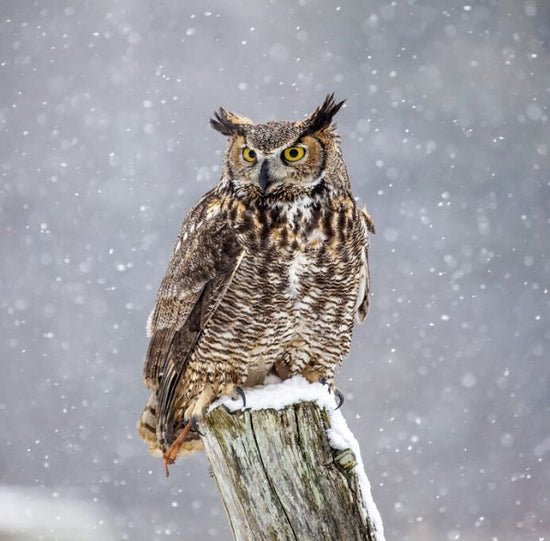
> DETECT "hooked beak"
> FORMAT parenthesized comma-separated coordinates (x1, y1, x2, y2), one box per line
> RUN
(259, 160, 273, 193)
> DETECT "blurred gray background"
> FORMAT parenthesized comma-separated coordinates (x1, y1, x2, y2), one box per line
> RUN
(1, 1, 548, 539)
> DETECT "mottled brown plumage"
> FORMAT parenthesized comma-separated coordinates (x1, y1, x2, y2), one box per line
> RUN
(138, 94, 375, 468)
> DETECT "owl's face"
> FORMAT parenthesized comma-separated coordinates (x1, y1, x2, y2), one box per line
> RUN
(211, 94, 346, 196)
(225, 126, 328, 195)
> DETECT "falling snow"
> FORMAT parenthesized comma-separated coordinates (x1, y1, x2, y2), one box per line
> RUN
(1, 1, 548, 540)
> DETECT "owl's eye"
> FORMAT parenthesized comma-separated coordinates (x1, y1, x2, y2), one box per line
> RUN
(242, 147, 257, 163)
(282, 146, 306, 163)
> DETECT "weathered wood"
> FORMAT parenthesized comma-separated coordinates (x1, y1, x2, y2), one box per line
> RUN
(202, 402, 382, 541)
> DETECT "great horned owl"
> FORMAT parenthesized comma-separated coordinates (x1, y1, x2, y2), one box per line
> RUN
(138, 94, 375, 473)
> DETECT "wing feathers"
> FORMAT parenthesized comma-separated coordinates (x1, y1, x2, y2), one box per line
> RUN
(143, 327, 177, 388)
(143, 190, 230, 386)
(356, 208, 375, 322)
(153, 246, 244, 450)
(141, 189, 245, 449)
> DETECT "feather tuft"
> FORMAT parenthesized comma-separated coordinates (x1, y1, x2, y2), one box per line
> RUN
(210, 108, 253, 136)
(300, 93, 346, 135)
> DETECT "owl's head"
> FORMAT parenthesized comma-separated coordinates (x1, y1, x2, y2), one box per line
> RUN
(210, 94, 347, 196)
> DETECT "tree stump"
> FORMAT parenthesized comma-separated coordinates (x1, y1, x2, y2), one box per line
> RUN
(202, 399, 384, 541)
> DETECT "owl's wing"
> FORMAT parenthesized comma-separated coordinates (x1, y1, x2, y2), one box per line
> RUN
(356, 208, 375, 322)
(143, 189, 243, 390)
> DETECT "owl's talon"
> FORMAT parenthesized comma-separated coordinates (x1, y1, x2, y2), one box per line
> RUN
(335, 389, 345, 410)
(319, 377, 335, 396)
(234, 386, 247, 408)
(190, 415, 204, 436)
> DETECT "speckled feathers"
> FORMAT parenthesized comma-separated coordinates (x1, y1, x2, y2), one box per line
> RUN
(138, 95, 374, 462)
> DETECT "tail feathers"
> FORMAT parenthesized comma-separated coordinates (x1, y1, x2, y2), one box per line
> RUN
(137, 391, 204, 458)
(137, 392, 160, 450)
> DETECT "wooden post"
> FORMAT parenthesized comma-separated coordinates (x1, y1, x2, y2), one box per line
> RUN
(202, 400, 384, 541)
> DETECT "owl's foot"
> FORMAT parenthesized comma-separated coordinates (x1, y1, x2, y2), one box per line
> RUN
(183, 385, 215, 424)
(319, 377, 345, 409)
(162, 420, 192, 477)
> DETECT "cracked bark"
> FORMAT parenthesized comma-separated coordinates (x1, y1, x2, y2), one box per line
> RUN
(202, 402, 381, 541)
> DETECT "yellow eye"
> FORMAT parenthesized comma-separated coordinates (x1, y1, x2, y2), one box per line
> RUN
(282, 146, 306, 163)
(242, 147, 257, 163)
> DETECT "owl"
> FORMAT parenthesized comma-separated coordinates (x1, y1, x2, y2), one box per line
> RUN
(138, 94, 375, 474)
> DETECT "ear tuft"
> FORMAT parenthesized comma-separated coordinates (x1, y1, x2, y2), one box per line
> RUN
(210, 108, 253, 136)
(300, 93, 345, 135)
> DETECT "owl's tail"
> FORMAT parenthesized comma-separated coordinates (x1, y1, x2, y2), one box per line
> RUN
(137, 391, 204, 459)
(137, 392, 162, 456)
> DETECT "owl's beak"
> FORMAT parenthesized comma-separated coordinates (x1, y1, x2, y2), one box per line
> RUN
(259, 160, 273, 193)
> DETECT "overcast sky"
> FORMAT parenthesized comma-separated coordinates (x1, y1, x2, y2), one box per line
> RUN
(1, 1, 548, 539)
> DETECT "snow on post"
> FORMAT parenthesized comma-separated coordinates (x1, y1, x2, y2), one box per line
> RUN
(202, 376, 385, 541)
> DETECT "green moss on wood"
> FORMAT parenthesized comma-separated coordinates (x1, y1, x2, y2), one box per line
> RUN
(202, 402, 380, 541)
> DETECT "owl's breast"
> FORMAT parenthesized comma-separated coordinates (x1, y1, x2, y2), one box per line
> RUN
(192, 196, 365, 387)
(224, 192, 364, 313)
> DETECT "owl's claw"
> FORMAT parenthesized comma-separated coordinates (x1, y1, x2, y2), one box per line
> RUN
(190, 415, 204, 436)
(234, 386, 247, 408)
(335, 389, 344, 410)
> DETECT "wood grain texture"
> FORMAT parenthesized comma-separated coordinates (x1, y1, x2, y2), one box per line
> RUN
(202, 402, 381, 541)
